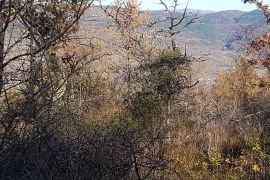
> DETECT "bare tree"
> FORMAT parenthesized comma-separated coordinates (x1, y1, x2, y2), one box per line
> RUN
(151, 0, 198, 51)
(0, 1, 98, 178)
(0, 0, 93, 96)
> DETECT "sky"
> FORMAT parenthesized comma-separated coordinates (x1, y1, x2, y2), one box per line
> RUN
(103, 0, 270, 12)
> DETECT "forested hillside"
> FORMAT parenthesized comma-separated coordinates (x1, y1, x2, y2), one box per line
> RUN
(0, 0, 270, 179)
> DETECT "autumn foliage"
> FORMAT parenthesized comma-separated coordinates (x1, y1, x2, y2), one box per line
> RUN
(1, 0, 270, 179)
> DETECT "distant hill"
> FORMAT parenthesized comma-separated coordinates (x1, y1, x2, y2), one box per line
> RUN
(148, 9, 267, 50)
(83, 7, 268, 82)
(147, 9, 268, 81)
(237, 9, 266, 26)
(177, 8, 215, 14)
(183, 10, 245, 44)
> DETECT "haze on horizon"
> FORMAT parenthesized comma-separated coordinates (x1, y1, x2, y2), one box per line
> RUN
(102, 0, 270, 12)
(141, 0, 261, 11)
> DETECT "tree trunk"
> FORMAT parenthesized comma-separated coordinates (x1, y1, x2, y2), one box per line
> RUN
(0, 1, 6, 96)
(171, 37, 176, 51)
(0, 27, 5, 96)
(167, 98, 171, 142)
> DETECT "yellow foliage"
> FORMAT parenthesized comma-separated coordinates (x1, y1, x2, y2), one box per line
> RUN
(252, 143, 262, 152)
(213, 58, 260, 100)
(63, 42, 77, 57)
(252, 164, 261, 173)
(114, 0, 149, 29)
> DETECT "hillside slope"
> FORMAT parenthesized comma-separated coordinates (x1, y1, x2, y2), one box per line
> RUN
(84, 8, 268, 83)
(147, 9, 268, 83)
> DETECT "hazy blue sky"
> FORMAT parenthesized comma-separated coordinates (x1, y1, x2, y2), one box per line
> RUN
(103, 0, 270, 11)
